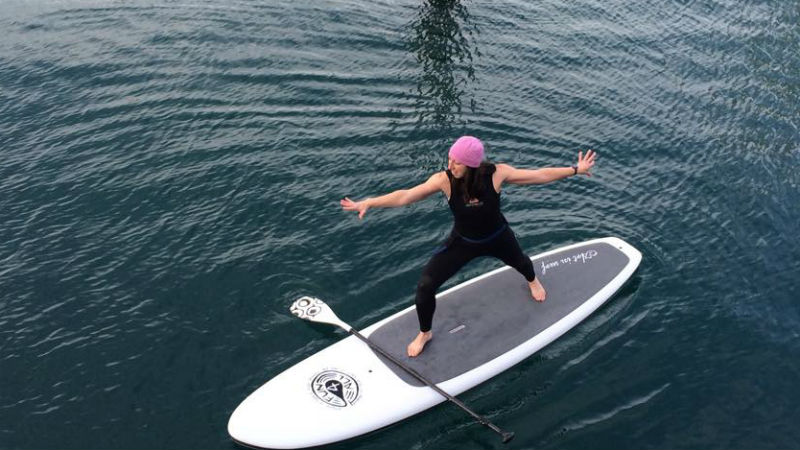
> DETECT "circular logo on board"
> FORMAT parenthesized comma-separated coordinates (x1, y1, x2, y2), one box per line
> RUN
(311, 370, 360, 408)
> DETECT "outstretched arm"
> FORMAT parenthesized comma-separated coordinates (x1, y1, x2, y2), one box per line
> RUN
(340, 172, 446, 220)
(498, 150, 596, 185)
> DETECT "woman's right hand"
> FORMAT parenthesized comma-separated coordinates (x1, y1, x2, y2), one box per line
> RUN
(340, 197, 369, 220)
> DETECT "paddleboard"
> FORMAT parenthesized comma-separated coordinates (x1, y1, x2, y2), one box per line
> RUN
(228, 236, 642, 449)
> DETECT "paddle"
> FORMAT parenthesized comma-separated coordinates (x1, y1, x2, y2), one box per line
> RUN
(290, 296, 515, 444)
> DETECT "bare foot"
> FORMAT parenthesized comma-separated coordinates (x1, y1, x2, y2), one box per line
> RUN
(407, 331, 433, 357)
(529, 278, 546, 302)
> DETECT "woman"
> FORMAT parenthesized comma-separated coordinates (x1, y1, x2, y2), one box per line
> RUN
(341, 136, 596, 357)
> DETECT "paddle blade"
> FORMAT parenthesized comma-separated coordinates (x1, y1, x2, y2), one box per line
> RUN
(290, 296, 352, 332)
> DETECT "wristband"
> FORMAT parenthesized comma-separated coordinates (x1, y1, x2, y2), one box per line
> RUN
(571, 165, 578, 175)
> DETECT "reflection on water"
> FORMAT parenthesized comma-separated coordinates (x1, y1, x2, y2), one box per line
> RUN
(405, 0, 480, 149)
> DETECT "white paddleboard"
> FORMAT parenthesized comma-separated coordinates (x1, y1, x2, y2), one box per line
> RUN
(228, 237, 642, 449)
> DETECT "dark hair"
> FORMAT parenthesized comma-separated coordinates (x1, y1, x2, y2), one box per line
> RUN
(453, 162, 493, 202)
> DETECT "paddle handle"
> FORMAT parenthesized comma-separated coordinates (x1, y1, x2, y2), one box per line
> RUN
(348, 329, 514, 443)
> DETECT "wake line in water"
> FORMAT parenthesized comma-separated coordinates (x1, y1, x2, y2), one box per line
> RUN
(562, 383, 670, 432)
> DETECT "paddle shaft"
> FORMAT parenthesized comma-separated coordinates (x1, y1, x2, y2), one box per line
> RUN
(348, 328, 514, 443)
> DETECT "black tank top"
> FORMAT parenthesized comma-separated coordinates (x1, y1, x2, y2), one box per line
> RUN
(446, 164, 508, 241)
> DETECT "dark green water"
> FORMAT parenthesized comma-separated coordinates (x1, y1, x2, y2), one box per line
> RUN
(1, 0, 798, 448)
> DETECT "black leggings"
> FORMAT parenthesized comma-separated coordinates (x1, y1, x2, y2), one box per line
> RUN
(415, 226, 536, 332)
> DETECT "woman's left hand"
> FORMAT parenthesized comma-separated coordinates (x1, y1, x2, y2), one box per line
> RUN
(576, 149, 596, 176)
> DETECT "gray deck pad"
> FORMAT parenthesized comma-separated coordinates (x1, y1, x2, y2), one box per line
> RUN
(367, 241, 630, 386)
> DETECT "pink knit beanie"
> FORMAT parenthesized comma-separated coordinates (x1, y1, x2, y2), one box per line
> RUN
(448, 136, 484, 168)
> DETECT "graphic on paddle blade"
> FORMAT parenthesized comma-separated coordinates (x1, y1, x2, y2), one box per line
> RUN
(290, 296, 351, 331)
